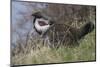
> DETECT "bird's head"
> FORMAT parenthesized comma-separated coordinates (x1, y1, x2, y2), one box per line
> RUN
(32, 12, 55, 34)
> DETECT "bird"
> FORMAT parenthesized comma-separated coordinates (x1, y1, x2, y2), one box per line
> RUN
(30, 12, 94, 48)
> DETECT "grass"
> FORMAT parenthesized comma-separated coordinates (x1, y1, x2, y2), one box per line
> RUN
(11, 29, 96, 66)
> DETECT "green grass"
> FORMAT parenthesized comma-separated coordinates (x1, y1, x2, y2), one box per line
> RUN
(11, 30, 96, 65)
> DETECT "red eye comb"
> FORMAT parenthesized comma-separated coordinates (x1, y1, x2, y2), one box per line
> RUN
(38, 21, 48, 26)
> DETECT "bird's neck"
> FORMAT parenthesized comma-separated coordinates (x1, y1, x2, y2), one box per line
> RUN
(33, 17, 42, 35)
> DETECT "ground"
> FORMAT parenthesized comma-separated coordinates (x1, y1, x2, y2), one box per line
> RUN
(11, 29, 96, 66)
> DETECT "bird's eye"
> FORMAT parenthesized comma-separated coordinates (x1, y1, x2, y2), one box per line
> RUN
(49, 20, 54, 25)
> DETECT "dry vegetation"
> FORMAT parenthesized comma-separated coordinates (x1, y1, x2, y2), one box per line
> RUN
(11, 29, 95, 66)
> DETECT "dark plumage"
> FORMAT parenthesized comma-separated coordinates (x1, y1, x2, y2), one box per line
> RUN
(43, 22, 94, 48)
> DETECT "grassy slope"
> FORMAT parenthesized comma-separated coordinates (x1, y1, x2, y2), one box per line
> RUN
(12, 30, 96, 65)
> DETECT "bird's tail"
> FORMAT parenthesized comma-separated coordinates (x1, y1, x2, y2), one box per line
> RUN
(78, 22, 94, 39)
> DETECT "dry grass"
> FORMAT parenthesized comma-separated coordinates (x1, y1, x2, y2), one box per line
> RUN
(11, 29, 96, 66)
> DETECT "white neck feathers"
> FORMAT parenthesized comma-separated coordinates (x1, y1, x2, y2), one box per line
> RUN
(34, 18, 50, 34)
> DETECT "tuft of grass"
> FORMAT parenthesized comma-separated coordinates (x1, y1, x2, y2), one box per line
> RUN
(11, 30, 96, 66)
